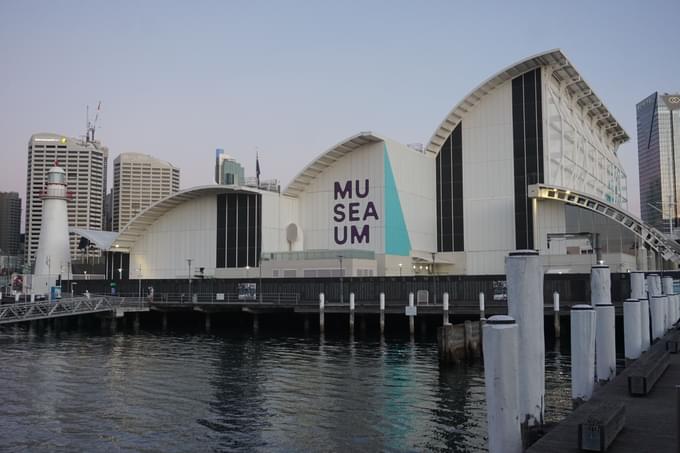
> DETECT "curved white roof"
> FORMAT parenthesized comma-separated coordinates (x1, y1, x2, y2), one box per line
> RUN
(283, 132, 385, 197)
(426, 49, 629, 155)
(112, 185, 260, 250)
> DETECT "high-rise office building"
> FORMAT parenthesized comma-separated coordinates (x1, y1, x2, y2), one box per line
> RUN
(637, 93, 680, 236)
(214, 149, 244, 185)
(112, 153, 180, 231)
(26, 133, 108, 266)
(0, 192, 21, 255)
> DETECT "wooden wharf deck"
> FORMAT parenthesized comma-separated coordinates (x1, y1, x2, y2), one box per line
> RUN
(528, 330, 680, 453)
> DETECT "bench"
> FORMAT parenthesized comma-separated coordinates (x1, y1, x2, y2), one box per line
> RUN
(627, 349, 670, 396)
(666, 332, 680, 353)
(577, 401, 626, 452)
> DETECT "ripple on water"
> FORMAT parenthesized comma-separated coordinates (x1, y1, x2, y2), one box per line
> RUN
(0, 329, 573, 452)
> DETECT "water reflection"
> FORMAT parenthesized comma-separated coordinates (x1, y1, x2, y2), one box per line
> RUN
(0, 327, 572, 452)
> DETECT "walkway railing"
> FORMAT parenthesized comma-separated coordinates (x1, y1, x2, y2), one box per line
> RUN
(150, 293, 301, 305)
(0, 297, 113, 325)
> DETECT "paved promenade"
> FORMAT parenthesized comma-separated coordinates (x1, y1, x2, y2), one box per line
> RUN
(529, 332, 679, 452)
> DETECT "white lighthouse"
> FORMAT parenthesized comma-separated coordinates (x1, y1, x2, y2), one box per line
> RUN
(32, 162, 72, 294)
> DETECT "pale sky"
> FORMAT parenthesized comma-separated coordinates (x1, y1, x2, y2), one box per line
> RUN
(1, 0, 679, 224)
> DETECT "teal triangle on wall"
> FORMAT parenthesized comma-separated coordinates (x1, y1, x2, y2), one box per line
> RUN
(384, 144, 411, 256)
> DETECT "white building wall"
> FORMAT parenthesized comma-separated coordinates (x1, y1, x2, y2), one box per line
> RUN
(298, 141, 385, 253)
(384, 138, 437, 254)
(260, 191, 300, 253)
(461, 81, 515, 274)
(130, 194, 217, 279)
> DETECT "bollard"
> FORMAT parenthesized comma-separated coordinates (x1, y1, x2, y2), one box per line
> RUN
(591, 264, 611, 305)
(571, 305, 596, 406)
(623, 299, 642, 360)
(409, 292, 415, 336)
(595, 303, 616, 383)
(319, 293, 325, 334)
(650, 295, 666, 340)
(647, 274, 659, 299)
(506, 250, 544, 430)
(443, 292, 450, 325)
(553, 291, 561, 338)
(349, 292, 355, 332)
(630, 271, 645, 299)
(379, 292, 385, 335)
(663, 276, 674, 295)
(483, 315, 522, 453)
(640, 298, 651, 352)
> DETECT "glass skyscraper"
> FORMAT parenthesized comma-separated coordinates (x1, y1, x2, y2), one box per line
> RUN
(637, 92, 680, 236)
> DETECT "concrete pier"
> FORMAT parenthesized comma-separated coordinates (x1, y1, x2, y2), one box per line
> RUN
(349, 292, 355, 333)
(506, 250, 544, 430)
(630, 271, 645, 299)
(483, 315, 522, 453)
(319, 293, 325, 334)
(408, 292, 415, 336)
(623, 298, 642, 361)
(553, 291, 560, 338)
(570, 305, 596, 406)
(639, 298, 651, 352)
(379, 292, 385, 335)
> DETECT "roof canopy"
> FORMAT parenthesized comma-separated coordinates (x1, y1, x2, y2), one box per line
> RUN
(283, 132, 384, 197)
(426, 49, 629, 155)
(112, 185, 259, 251)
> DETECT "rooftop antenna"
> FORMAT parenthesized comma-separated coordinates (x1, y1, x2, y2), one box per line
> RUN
(86, 101, 102, 142)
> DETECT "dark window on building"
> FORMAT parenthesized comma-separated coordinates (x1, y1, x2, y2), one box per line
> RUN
(216, 192, 262, 269)
(436, 123, 464, 252)
(512, 68, 544, 250)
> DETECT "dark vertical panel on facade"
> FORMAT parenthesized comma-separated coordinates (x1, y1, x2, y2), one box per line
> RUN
(237, 194, 248, 267)
(512, 68, 543, 250)
(216, 194, 226, 268)
(226, 193, 237, 267)
(248, 195, 257, 266)
(436, 123, 464, 252)
(451, 123, 464, 251)
(440, 135, 453, 251)
(256, 195, 262, 266)
(436, 153, 442, 252)
(536, 69, 544, 183)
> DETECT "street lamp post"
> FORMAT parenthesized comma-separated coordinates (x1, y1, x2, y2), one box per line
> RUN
(338, 255, 344, 304)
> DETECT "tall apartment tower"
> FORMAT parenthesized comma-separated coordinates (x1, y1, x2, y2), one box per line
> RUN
(0, 192, 21, 255)
(637, 93, 680, 236)
(26, 133, 108, 266)
(112, 153, 180, 231)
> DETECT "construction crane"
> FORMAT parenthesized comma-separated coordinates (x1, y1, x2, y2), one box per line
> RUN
(86, 101, 102, 143)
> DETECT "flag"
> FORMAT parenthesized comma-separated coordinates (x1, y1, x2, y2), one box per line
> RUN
(256, 152, 261, 186)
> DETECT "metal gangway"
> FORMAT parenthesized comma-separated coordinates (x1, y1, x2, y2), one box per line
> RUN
(0, 296, 149, 325)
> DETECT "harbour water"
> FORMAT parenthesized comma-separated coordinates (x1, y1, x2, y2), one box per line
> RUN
(0, 325, 572, 452)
